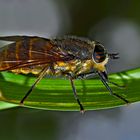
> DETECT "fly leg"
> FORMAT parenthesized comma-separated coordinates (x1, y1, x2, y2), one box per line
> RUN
(108, 81, 125, 88)
(97, 71, 129, 104)
(20, 66, 48, 104)
(99, 71, 125, 88)
(76, 71, 96, 79)
(69, 76, 84, 113)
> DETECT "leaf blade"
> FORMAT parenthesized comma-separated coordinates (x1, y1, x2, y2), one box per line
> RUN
(0, 68, 140, 111)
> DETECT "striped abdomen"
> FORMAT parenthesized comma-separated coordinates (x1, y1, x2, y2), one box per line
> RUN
(0, 37, 54, 71)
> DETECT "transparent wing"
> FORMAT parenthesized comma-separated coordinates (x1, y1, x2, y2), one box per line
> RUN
(0, 36, 75, 71)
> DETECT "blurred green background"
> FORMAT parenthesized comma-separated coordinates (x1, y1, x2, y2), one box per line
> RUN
(0, 0, 140, 140)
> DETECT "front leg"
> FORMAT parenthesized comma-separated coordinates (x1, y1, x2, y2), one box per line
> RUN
(97, 71, 129, 104)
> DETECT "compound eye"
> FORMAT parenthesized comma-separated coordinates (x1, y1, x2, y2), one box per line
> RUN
(92, 44, 106, 63)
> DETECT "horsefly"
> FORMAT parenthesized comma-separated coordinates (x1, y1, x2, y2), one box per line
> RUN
(0, 36, 129, 113)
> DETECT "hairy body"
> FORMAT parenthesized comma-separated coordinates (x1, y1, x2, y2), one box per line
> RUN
(0, 36, 107, 78)
(0, 35, 128, 112)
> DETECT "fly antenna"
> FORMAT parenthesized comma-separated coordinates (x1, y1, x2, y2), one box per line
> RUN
(108, 53, 119, 59)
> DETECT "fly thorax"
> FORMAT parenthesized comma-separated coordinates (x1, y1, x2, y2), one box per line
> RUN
(76, 60, 94, 75)
(54, 60, 79, 73)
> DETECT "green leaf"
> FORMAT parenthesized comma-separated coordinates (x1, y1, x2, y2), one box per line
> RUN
(0, 68, 140, 111)
(0, 101, 18, 110)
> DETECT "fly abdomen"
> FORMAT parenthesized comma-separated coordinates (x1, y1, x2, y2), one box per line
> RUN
(0, 42, 19, 71)
(0, 37, 52, 71)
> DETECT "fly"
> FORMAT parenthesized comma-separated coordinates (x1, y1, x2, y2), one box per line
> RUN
(0, 35, 129, 113)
